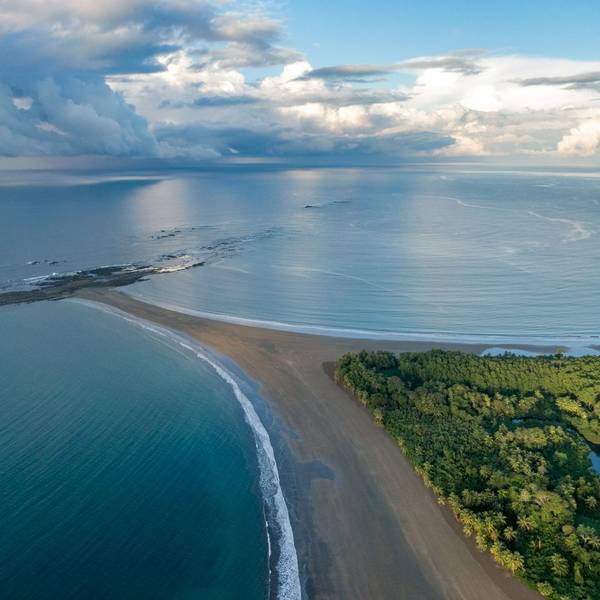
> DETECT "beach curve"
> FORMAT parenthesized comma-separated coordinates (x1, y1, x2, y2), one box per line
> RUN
(75, 288, 543, 600)
(68, 298, 301, 600)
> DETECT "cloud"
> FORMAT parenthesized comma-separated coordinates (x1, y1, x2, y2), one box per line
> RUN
(0, 0, 297, 158)
(35, 77, 157, 156)
(0, 76, 157, 156)
(192, 94, 259, 107)
(212, 12, 281, 45)
(0, 1, 288, 74)
(160, 94, 260, 108)
(190, 42, 301, 69)
(299, 53, 485, 82)
(519, 71, 600, 91)
(400, 54, 485, 75)
(1, 2, 600, 162)
(154, 121, 453, 162)
(299, 64, 397, 81)
(159, 87, 409, 112)
(557, 119, 600, 156)
(278, 89, 410, 107)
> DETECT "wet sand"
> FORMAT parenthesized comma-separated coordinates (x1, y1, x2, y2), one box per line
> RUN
(78, 288, 544, 600)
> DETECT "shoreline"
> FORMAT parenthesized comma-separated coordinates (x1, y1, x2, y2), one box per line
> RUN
(68, 298, 301, 600)
(4, 269, 600, 356)
(122, 292, 600, 355)
(75, 288, 543, 599)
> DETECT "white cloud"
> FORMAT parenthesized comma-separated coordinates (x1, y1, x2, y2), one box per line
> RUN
(557, 119, 600, 156)
(434, 134, 487, 156)
(1, 1, 600, 161)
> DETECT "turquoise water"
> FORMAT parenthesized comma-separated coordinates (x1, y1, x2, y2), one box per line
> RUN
(2, 166, 599, 340)
(0, 301, 270, 599)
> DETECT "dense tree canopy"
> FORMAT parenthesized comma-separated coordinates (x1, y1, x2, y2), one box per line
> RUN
(336, 350, 600, 600)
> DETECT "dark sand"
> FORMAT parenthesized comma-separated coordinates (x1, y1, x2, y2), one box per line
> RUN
(78, 289, 545, 600)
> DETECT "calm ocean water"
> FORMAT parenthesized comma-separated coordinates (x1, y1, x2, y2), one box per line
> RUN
(1, 166, 599, 597)
(0, 301, 270, 599)
(1, 166, 599, 339)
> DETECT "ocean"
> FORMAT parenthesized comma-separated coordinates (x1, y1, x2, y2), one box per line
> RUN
(2, 166, 599, 342)
(1, 165, 599, 597)
(0, 300, 280, 599)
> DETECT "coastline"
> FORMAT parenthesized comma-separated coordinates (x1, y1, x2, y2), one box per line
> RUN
(122, 291, 600, 356)
(76, 288, 544, 600)
(67, 298, 301, 600)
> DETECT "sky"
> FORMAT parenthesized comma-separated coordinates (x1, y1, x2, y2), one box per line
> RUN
(1, 0, 600, 166)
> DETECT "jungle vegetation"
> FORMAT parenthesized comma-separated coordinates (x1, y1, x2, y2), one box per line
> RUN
(335, 350, 600, 600)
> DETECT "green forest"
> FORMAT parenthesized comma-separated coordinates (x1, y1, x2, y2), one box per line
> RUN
(335, 350, 600, 600)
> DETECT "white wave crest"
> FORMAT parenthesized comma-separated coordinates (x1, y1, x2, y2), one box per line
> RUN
(179, 342, 301, 600)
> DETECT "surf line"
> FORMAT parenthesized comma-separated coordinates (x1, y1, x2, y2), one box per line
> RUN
(121, 295, 600, 356)
(68, 298, 302, 600)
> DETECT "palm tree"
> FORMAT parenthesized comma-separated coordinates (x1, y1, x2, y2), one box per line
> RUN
(577, 525, 595, 546)
(536, 582, 554, 598)
(588, 533, 600, 550)
(517, 515, 534, 531)
(549, 553, 569, 577)
(506, 551, 524, 575)
(503, 526, 517, 542)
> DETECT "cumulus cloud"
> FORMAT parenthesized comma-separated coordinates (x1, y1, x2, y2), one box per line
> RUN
(558, 119, 600, 156)
(0, 0, 296, 158)
(1, 1, 600, 162)
(0, 1, 290, 73)
(0, 76, 157, 156)
(35, 78, 157, 156)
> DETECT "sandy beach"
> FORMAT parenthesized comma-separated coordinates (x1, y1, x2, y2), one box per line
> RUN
(78, 288, 545, 600)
